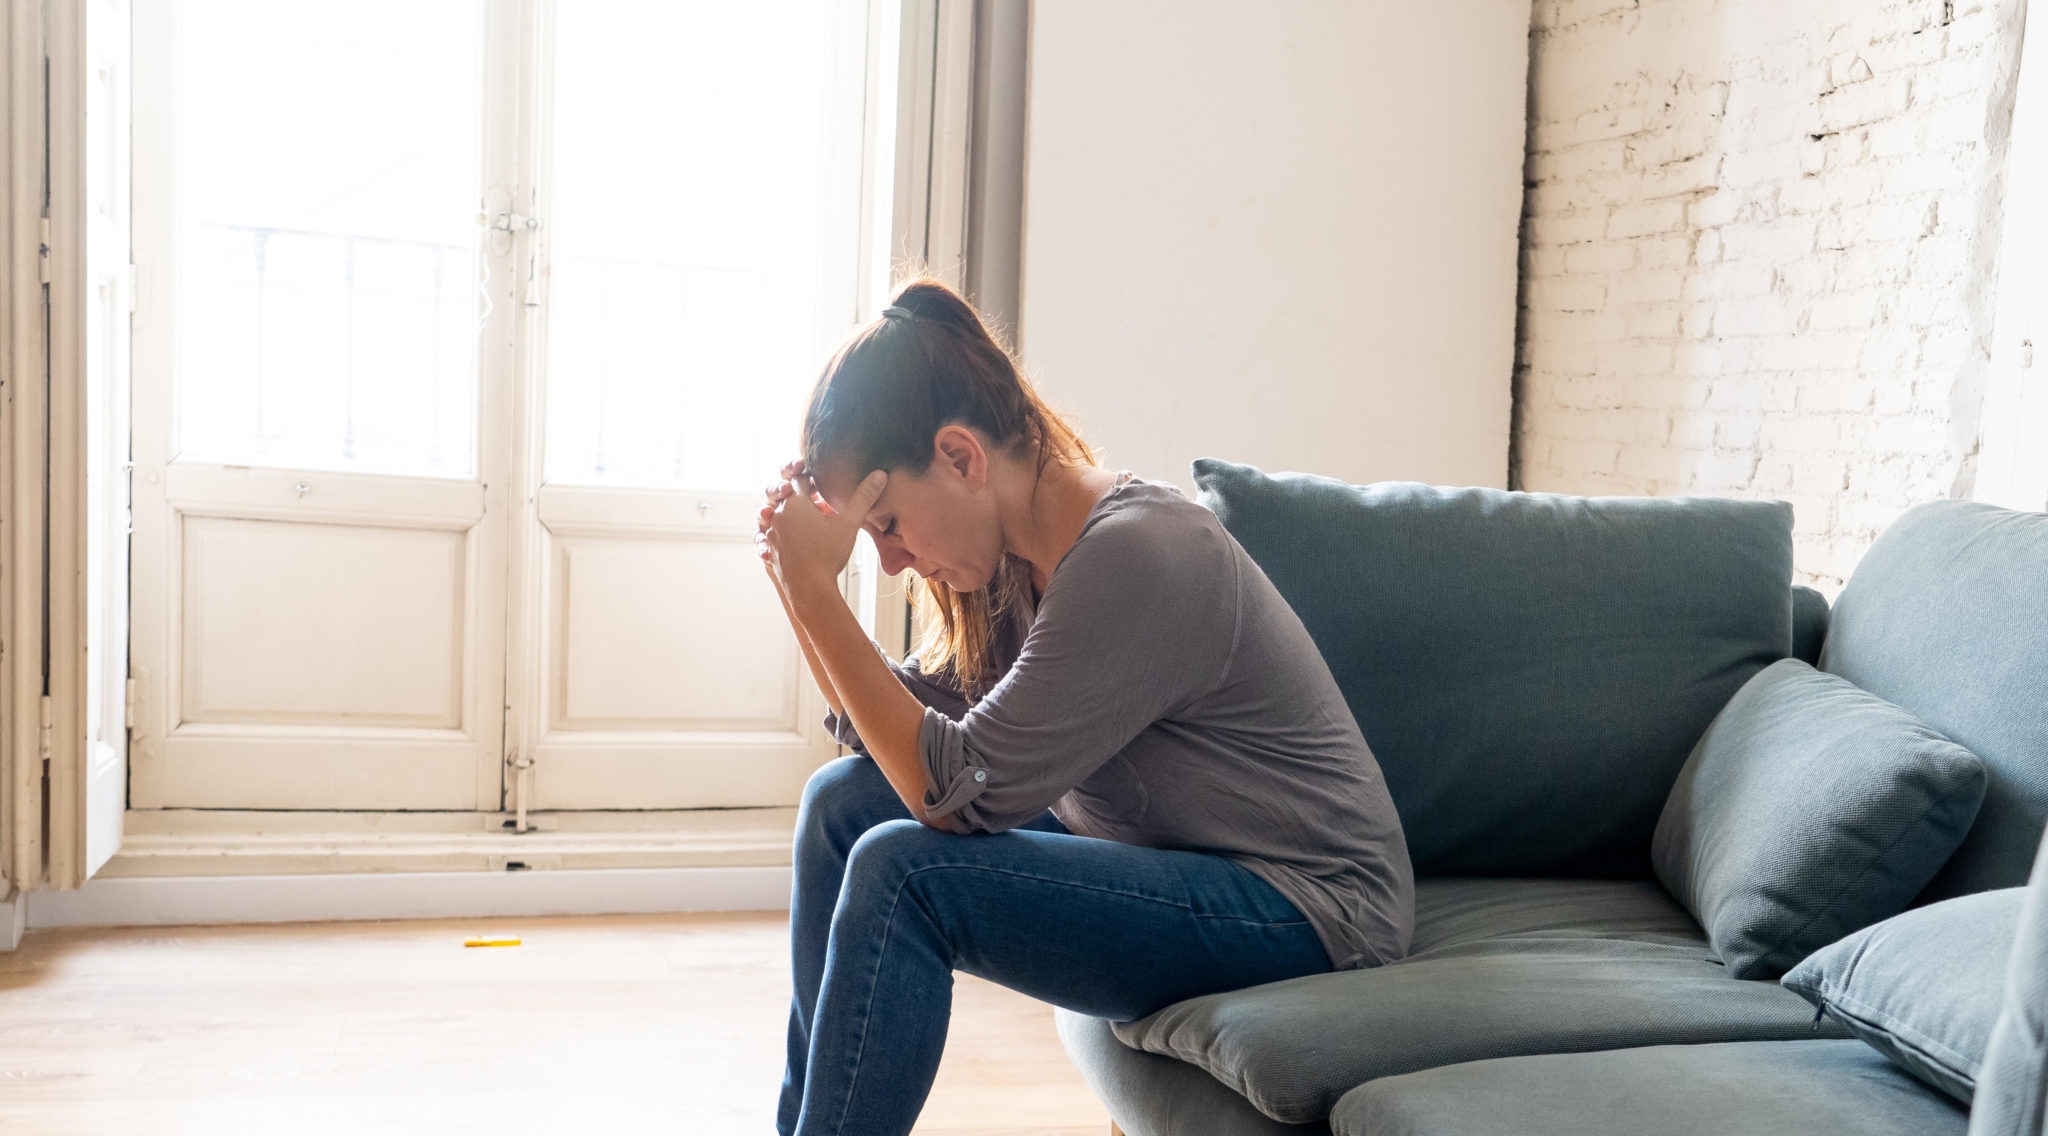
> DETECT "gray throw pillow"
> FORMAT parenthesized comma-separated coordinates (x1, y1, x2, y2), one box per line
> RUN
(1972, 831, 2048, 1136)
(1783, 887, 2023, 1104)
(1653, 658, 1986, 979)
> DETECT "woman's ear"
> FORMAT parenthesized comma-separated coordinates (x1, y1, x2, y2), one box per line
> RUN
(931, 424, 988, 489)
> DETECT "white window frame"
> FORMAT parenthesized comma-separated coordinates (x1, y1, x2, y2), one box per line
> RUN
(1981, 0, 2048, 512)
(2, 0, 1024, 906)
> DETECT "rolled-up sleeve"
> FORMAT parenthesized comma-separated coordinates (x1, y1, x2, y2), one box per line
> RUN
(917, 511, 1237, 833)
(920, 705, 991, 815)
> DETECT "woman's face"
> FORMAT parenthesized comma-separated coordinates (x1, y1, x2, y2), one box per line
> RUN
(816, 427, 1005, 590)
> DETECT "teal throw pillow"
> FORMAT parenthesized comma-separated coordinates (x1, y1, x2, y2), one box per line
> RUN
(1654, 659, 1986, 979)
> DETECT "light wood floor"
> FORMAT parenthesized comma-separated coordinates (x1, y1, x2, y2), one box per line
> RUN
(0, 909, 1112, 1135)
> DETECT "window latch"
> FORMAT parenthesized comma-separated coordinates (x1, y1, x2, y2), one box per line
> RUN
(478, 211, 539, 235)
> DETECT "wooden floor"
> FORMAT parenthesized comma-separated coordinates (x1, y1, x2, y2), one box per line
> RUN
(0, 909, 1112, 1135)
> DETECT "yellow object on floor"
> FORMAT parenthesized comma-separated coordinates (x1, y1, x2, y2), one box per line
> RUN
(463, 937, 521, 947)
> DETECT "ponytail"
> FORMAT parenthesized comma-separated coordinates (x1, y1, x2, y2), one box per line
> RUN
(800, 276, 1095, 699)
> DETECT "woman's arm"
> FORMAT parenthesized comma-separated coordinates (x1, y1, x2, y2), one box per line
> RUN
(761, 468, 971, 745)
(759, 461, 961, 831)
(772, 568, 845, 717)
(762, 462, 845, 716)
(786, 578, 965, 833)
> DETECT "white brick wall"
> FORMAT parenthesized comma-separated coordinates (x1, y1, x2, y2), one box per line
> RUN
(1516, 0, 2026, 589)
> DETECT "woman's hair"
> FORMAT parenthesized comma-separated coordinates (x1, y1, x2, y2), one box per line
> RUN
(800, 276, 1094, 699)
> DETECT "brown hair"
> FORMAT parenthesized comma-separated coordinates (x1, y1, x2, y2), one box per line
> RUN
(800, 276, 1095, 699)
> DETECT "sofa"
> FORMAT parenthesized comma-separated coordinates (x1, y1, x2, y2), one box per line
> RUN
(1055, 459, 2048, 1136)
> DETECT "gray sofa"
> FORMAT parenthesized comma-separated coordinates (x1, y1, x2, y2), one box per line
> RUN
(1056, 460, 2048, 1136)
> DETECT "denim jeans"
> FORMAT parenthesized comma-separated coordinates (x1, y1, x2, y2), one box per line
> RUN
(778, 755, 1333, 1136)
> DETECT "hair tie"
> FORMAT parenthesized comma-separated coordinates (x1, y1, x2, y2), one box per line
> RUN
(881, 305, 915, 321)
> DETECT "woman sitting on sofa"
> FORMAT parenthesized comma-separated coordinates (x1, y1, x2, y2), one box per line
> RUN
(755, 276, 1413, 1136)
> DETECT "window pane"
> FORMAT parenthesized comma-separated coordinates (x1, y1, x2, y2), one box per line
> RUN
(544, 0, 837, 492)
(173, 1, 483, 478)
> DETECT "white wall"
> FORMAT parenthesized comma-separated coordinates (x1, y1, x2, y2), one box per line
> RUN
(1516, 0, 2027, 590)
(1979, 0, 2048, 514)
(1016, 2, 1530, 493)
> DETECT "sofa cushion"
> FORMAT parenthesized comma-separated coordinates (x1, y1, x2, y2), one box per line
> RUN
(1966, 831, 2048, 1136)
(1054, 1010, 1331, 1136)
(1821, 500, 2048, 902)
(1106, 877, 1843, 1125)
(1783, 886, 2023, 1104)
(1652, 658, 1985, 979)
(1791, 583, 1830, 665)
(1191, 459, 1793, 876)
(1328, 1040, 1965, 1136)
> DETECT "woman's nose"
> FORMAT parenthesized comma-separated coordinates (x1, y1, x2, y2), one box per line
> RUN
(875, 539, 914, 577)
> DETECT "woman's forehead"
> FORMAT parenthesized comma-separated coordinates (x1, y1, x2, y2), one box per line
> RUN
(817, 464, 890, 516)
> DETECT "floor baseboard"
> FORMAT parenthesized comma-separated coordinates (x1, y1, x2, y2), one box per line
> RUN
(19, 865, 793, 933)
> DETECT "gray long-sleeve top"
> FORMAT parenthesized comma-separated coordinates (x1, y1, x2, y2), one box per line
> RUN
(823, 472, 1414, 970)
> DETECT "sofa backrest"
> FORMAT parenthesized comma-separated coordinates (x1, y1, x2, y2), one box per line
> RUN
(1192, 458, 1794, 877)
(1821, 500, 2048, 903)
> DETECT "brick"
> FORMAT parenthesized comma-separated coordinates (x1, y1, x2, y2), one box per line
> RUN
(1527, 276, 1609, 312)
(1597, 342, 1678, 374)
(1549, 0, 1639, 29)
(1637, 234, 1696, 269)
(1551, 140, 1633, 182)
(1564, 243, 1640, 274)
(1637, 153, 1723, 197)
(1760, 415, 1843, 452)
(1532, 211, 1612, 246)
(1719, 218, 1817, 263)
(1710, 296, 1802, 337)
(1706, 261, 1777, 297)
(1617, 444, 1681, 480)
(1692, 449, 1765, 488)
(1611, 268, 1687, 304)
(1815, 74, 1914, 133)
(1798, 379, 1878, 412)
(1550, 437, 1624, 472)
(1808, 289, 1883, 331)
(1609, 200, 1689, 238)
(1690, 191, 1746, 229)
(1715, 415, 1765, 449)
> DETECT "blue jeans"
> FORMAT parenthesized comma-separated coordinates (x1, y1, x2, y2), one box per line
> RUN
(778, 755, 1333, 1136)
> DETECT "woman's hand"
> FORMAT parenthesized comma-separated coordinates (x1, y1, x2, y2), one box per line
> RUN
(757, 460, 805, 595)
(757, 460, 888, 610)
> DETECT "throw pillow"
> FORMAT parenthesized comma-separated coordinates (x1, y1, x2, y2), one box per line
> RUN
(1654, 658, 1986, 979)
(1783, 887, 2022, 1104)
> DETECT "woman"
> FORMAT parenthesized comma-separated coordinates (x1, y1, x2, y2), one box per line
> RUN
(755, 277, 1412, 1136)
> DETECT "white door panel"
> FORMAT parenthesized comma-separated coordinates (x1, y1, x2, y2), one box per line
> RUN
(521, 484, 829, 809)
(553, 538, 794, 730)
(127, 0, 509, 812)
(180, 517, 467, 726)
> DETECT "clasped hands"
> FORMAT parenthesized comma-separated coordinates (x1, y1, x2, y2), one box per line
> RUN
(756, 458, 888, 611)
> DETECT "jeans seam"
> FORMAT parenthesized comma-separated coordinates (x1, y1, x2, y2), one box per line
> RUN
(908, 861, 1310, 928)
(831, 871, 913, 1136)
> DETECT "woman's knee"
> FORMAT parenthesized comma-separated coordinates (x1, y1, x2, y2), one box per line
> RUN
(797, 756, 908, 849)
(839, 818, 950, 897)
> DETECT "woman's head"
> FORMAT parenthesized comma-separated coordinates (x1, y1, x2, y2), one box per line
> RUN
(799, 276, 1093, 696)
